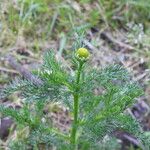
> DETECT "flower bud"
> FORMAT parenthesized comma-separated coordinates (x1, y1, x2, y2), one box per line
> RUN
(75, 48, 90, 61)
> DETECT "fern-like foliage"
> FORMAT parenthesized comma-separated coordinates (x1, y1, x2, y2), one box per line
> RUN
(0, 48, 149, 150)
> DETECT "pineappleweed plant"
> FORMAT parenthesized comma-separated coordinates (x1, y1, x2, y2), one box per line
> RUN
(1, 46, 150, 150)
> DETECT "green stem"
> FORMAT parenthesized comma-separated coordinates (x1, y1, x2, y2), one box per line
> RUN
(71, 61, 83, 149)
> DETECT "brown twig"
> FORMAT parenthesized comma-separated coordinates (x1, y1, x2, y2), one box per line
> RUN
(83, 39, 98, 51)
(0, 67, 19, 74)
(113, 130, 142, 149)
(7, 55, 43, 86)
(100, 32, 134, 50)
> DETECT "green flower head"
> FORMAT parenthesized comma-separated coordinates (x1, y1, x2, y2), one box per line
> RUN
(75, 48, 90, 61)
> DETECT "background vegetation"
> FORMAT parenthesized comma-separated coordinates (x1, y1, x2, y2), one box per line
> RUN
(0, 0, 150, 149)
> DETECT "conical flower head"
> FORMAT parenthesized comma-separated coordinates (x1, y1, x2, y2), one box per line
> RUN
(75, 48, 90, 61)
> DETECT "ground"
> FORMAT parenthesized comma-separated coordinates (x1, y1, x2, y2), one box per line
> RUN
(0, 0, 150, 149)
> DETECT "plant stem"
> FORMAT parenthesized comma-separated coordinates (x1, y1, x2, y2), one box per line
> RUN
(71, 61, 83, 149)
